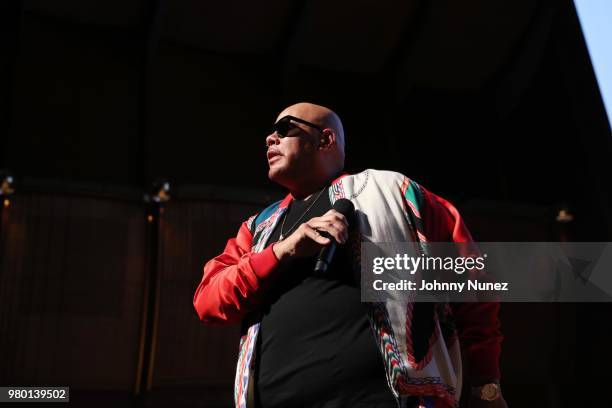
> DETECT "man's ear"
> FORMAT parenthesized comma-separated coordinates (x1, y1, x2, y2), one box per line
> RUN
(318, 129, 336, 150)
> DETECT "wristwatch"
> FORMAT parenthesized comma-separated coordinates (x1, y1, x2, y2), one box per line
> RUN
(472, 382, 501, 401)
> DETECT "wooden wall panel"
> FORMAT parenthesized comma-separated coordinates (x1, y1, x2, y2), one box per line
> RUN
(150, 200, 260, 396)
(0, 193, 146, 389)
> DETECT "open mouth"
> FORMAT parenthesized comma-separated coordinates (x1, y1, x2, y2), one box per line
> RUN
(267, 149, 282, 161)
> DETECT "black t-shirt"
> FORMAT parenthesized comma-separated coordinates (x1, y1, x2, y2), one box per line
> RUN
(254, 188, 396, 408)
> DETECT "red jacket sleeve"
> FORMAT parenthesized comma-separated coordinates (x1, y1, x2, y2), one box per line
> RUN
(193, 220, 280, 325)
(419, 185, 503, 382)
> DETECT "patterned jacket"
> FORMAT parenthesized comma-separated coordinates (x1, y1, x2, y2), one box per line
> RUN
(194, 169, 502, 408)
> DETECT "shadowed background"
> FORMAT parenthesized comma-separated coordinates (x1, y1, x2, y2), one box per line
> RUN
(0, 0, 610, 407)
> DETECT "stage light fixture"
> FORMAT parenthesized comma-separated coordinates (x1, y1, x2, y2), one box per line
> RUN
(144, 179, 171, 204)
(555, 208, 574, 223)
(0, 171, 15, 197)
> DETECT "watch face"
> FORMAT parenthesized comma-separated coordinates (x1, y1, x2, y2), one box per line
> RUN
(481, 383, 500, 401)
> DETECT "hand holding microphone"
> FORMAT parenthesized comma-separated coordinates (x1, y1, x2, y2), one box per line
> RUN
(272, 199, 355, 267)
(314, 199, 354, 272)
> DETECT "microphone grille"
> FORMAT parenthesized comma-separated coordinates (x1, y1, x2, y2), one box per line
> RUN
(332, 198, 355, 218)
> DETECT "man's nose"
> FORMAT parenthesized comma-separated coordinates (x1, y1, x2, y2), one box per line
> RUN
(266, 132, 280, 147)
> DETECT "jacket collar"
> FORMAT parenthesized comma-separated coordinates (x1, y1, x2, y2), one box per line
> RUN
(279, 172, 350, 209)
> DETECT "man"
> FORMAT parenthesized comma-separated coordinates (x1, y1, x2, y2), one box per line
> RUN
(194, 103, 506, 408)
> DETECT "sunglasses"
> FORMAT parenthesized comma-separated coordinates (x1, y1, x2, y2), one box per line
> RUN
(272, 115, 323, 138)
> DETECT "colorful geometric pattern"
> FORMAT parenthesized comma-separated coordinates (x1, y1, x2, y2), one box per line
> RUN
(234, 323, 260, 408)
(232, 171, 461, 408)
(253, 207, 287, 253)
(329, 179, 346, 202)
(370, 302, 405, 399)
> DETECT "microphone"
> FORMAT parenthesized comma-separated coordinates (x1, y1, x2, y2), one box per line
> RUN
(314, 198, 355, 273)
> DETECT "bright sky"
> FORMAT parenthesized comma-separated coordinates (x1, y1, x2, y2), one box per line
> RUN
(574, 0, 612, 128)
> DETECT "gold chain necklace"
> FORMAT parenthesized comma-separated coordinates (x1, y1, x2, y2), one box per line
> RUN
(278, 187, 327, 241)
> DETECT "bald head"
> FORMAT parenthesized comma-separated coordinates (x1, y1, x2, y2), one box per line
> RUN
(266, 102, 346, 198)
(276, 102, 345, 166)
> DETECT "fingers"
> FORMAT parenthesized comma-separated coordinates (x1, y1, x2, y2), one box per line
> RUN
(306, 211, 349, 244)
(301, 224, 331, 245)
(307, 220, 347, 243)
(281, 210, 350, 260)
(323, 209, 349, 226)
